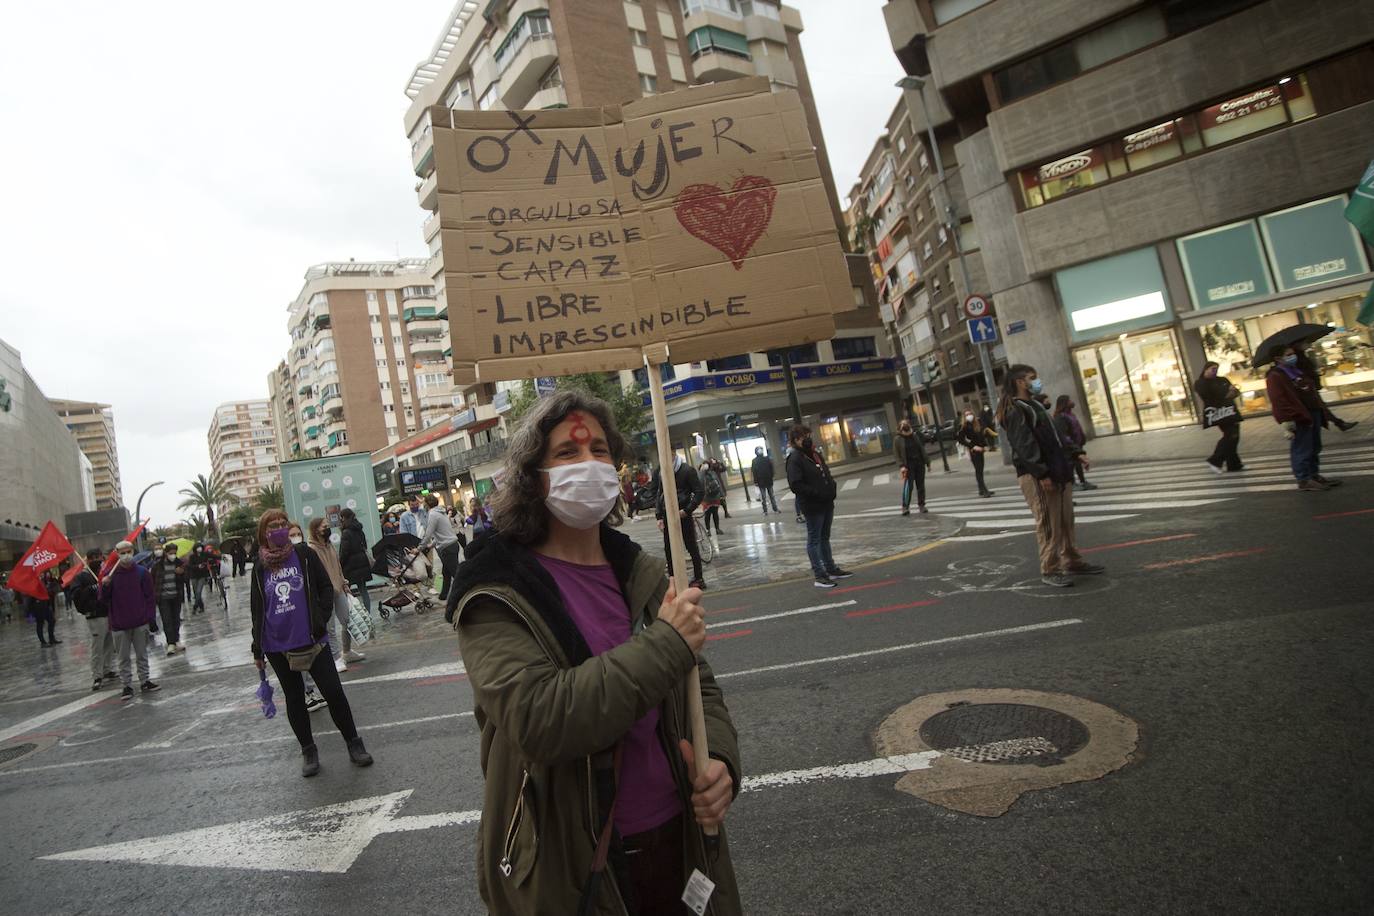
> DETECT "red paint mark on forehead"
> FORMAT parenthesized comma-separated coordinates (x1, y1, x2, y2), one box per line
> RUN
(566, 411, 592, 443)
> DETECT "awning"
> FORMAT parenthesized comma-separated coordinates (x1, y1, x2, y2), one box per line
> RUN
(465, 417, 501, 435)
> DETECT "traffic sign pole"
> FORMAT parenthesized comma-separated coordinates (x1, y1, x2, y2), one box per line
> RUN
(963, 296, 1000, 416)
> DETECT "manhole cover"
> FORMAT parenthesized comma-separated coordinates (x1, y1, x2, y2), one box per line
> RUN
(918, 703, 1089, 765)
(0, 742, 39, 766)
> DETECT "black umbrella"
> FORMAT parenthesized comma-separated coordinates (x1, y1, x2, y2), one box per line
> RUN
(1251, 322, 1332, 367)
(373, 533, 421, 555)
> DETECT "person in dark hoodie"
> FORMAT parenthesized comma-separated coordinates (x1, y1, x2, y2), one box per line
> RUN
(151, 542, 188, 656)
(445, 390, 742, 916)
(653, 452, 707, 591)
(187, 542, 212, 613)
(250, 509, 373, 777)
(336, 507, 373, 617)
(98, 540, 160, 701)
(72, 548, 116, 691)
(786, 423, 853, 588)
(1194, 361, 1244, 474)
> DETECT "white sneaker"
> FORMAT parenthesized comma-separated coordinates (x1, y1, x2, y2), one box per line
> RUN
(166, 647, 176, 657)
(1205, 462, 1224, 475)
(304, 693, 327, 713)
(343, 650, 366, 662)
(335, 657, 348, 673)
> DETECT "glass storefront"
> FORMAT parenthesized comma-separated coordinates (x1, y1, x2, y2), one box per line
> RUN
(844, 411, 892, 459)
(1197, 293, 1374, 415)
(1073, 329, 1196, 435)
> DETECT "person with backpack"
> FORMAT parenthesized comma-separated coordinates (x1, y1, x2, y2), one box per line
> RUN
(997, 365, 1104, 588)
(699, 459, 726, 552)
(72, 549, 116, 690)
(151, 543, 188, 655)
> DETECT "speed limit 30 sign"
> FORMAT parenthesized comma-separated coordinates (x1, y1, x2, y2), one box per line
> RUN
(963, 294, 991, 320)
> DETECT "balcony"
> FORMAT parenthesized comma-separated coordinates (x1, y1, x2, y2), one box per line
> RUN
(411, 337, 446, 360)
(403, 305, 439, 322)
(527, 84, 567, 110)
(497, 34, 558, 109)
(443, 437, 509, 475)
(411, 123, 434, 179)
(318, 388, 343, 416)
(416, 169, 438, 211)
(691, 48, 754, 83)
(407, 319, 446, 340)
(297, 383, 312, 396)
(305, 426, 321, 441)
(301, 405, 317, 420)
(324, 417, 347, 437)
(423, 210, 441, 243)
(311, 304, 330, 330)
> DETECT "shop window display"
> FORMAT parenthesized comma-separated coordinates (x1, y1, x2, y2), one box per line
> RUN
(1199, 294, 1374, 414)
(1072, 330, 1194, 434)
(844, 412, 892, 459)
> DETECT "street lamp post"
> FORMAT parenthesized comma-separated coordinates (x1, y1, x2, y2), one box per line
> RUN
(897, 75, 1000, 414)
(133, 481, 164, 550)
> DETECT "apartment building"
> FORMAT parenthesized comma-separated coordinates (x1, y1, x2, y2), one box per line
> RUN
(883, 0, 1374, 438)
(402, 0, 892, 470)
(274, 260, 449, 461)
(207, 400, 280, 512)
(48, 398, 124, 509)
(849, 95, 1000, 426)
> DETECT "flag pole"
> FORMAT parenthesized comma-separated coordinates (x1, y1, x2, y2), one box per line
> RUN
(644, 345, 716, 838)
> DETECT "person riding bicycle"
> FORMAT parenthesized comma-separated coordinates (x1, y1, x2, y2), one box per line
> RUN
(653, 454, 706, 590)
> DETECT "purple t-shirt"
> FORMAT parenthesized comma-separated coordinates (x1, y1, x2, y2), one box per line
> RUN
(261, 557, 313, 653)
(536, 554, 683, 836)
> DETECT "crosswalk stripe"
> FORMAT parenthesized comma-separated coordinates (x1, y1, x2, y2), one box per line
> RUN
(942, 499, 1230, 520)
(841, 478, 860, 491)
(962, 514, 1137, 529)
(873, 473, 891, 486)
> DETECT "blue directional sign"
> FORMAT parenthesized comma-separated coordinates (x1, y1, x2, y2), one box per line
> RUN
(968, 316, 999, 345)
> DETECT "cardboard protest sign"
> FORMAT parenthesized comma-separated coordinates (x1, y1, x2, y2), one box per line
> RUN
(429, 77, 849, 383)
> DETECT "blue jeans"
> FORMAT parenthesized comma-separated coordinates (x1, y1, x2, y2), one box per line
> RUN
(1291, 412, 1322, 480)
(802, 503, 837, 578)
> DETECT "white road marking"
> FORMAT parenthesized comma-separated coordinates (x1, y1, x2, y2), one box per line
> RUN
(706, 600, 857, 630)
(945, 531, 1032, 542)
(961, 514, 1137, 529)
(0, 694, 107, 745)
(948, 499, 1227, 520)
(742, 750, 942, 789)
(841, 478, 860, 491)
(345, 661, 466, 685)
(873, 473, 891, 486)
(717, 619, 1083, 679)
(133, 718, 205, 750)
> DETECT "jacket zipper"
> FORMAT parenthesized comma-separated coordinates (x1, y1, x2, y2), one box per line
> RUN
(499, 769, 533, 878)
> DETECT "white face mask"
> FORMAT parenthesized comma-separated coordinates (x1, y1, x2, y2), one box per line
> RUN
(289, 536, 303, 545)
(541, 459, 621, 530)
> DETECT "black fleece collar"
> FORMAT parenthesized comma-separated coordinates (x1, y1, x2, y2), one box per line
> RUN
(446, 526, 643, 667)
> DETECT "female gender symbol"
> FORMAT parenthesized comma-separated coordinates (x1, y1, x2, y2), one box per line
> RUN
(566, 411, 592, 444)
(466, 111, 543, 172)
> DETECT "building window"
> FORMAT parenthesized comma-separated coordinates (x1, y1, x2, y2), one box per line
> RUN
(992, 6, 1167, 104)
(706, 354, 753, 372)
(738, 0, 781, 19)
(939, 311, 950, 330)
(366, 290, 377, 303)
(896, 135, 907, 155)
(640, 72, 659, 94)
(831, 337, 877, 360)
(630, 28, 650, 47)
(373, 336, 384, 345)
(766, 343, 819, 366)
(686, 26, 750, 59)
(948, 347, 959, 365)
(494, 12, 553, 73)
(539, 63, 563, 91)
(1197, 85, 1288, 147)
(477, 83, 498, 111)
(682, 0, 740, 17)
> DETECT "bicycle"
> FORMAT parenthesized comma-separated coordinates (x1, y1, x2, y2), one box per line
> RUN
(693, 514, 714, 565)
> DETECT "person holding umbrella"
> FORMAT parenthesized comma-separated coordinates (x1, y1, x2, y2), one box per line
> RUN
(1257, 324, 1342, 491)
(446, 390, 742, 915)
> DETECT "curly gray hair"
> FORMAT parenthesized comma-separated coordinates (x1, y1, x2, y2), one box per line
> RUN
(489, 388, 629, 545)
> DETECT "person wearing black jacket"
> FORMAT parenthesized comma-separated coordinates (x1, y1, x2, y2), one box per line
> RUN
(73, 549, 116, 690)
(785, 424, 853, 588)
(250, 509, 372, 777)
(894, 420, 931, 515)
(750, 447, 781, 514)
(187, 543, 212, 613)
(955, 412, 997, 498)
(653, 455, 706, 589)
(336, 508, 374, 616)
(997, 365, 1103, 589)
(1194, 361, 1244, 474)
(151, 544, 188, 655)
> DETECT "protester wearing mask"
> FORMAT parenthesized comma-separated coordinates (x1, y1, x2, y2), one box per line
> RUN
(653, 453, 707, 591)
(72, 549, 116, 690)
(251, 510, 372, 776)
(1267, 346, 1339, 491)
(337, 507, 374, 618)
(750, 446, 780, 515)
(151, 543, 188, 655)
(419, 493, 464, 604)
(99, 540, 160, 700)
(1052, 396, 1094, 490)
(308, 518, 365, 672)
(955, 411, 996, 498)
(1194, 361, 1244, 474)
(894, 420, 931, 515)
(787, 423, 852, 588)
(446, 391, 742, 915)
(997, 366, 1104, 588)
(187, 542, 212, 614)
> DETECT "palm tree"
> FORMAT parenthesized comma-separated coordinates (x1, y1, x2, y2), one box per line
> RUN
(254, 482, 285, 512)
(183, 514, 210, 542)
(178, 474, 232, 541)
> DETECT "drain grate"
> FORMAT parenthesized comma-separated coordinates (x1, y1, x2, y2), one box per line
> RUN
(919, 703, 1089, 766)
(0, 742, 39, 766)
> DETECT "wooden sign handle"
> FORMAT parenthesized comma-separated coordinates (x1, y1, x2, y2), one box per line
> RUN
(644, 355, 718, 838)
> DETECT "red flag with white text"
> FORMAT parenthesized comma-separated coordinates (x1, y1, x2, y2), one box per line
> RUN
(7, 522, 76, 600)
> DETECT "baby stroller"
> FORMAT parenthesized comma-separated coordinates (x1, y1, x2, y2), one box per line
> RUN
(370, 533, 437, 619)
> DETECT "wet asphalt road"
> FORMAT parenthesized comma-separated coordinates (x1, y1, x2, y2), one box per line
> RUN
(0, 446, 1370, 915)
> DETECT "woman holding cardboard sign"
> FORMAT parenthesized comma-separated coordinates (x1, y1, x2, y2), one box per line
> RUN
(1194, 361, 1244, 474)
(447, 390, 742, 916)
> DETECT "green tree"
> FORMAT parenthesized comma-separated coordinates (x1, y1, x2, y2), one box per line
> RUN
(253, 482, 285, 512)
(220, 505, 258, 542)
(177, 473, 233, 541)
(183, 514, 210, 542)
(508, 373, 648, 441)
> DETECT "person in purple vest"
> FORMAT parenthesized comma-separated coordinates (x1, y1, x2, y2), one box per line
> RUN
(250, 509, 373, 777)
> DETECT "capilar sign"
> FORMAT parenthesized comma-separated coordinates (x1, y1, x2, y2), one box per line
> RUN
(428, 78, 850, 383)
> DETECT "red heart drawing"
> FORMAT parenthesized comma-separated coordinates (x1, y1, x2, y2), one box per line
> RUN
(673, 175, 777, 270)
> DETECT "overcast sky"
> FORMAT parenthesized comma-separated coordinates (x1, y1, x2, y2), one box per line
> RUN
(0, 0, 903, 528)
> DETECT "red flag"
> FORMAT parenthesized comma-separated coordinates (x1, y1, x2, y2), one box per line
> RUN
(60, 550, 92, 589)
(7, 522, 77, 600)
(93, 518, 151, 580)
